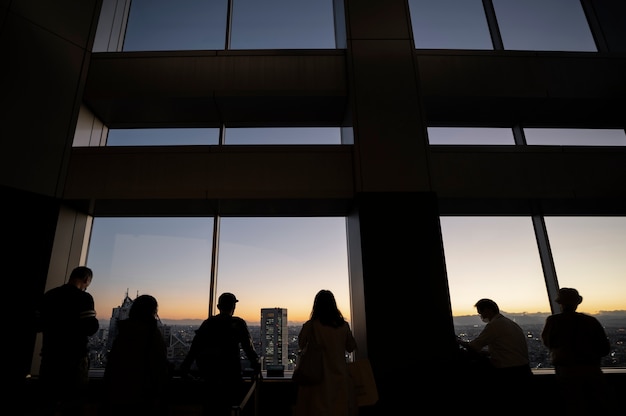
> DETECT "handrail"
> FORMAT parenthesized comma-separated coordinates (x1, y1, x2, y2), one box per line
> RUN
(230, 374, 261, 416)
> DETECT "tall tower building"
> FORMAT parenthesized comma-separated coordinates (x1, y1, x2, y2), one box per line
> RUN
(260, 308, 288, 369)
(105, 289, 134, 352)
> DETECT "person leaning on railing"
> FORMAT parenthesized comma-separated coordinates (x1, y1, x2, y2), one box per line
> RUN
(180, 292, 261, 416)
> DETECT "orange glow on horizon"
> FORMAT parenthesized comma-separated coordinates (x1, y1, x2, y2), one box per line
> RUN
(96, 293, 352, 326)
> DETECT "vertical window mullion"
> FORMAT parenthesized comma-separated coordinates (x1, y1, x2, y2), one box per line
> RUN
(579, 0, 609, 53)
(532, 215, 560, 314)
(225, 0, 234, 50)
(210, 215, 221, 317)
(482, 0, 504, 50)
(512, 124, 527, 146)
(219, 125, 226, 145)
(332, 0, 346, 49)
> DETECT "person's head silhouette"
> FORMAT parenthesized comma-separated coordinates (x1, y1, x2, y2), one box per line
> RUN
(129, 294, 158, 322)
(217, 292, 238, 314)
(555, 288, 583, 312)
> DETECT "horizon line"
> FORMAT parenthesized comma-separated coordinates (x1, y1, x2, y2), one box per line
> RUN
(96, 309, 626, 326)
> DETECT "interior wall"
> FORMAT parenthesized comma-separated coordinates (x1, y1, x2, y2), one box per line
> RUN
(1, 0, 101, 392)
(0, 0, 101, 197)
(4, 186, 59, 385)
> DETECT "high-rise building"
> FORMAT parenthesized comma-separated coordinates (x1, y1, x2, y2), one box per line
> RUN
(260, 308, 288, 369)
(105, 290, 134, 352)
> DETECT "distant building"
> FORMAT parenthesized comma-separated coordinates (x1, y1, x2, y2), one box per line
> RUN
(105, 289, 135, 352)
(164, 325, 192, 369)
(260, 308, 288, 369)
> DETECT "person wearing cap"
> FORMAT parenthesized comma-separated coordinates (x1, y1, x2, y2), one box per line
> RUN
(541, 287, 612, 414)
(180, 292, 260, 416)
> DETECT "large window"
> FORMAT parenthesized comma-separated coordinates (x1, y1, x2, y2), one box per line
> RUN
(106, 128, 220, 146)
(427, 127, 626, 146)
(214, 217, 350, 323)
(493, 0, 596, 51)
(123, 0, 228, 51)
(229, 0, 337, 50)
(523, 128, 626, 146)
(543, 217, 626, 319)
(97, 0, 339, 52)
(87, 215, 626, 373)
(224, 127, 342, 145)
(409, 0, 597, 51)
(427, 127, 514, 145)
(442, 216, 549, 316)
(85, 216, 351, 372)
(76, 127, 343, 147)
(86, 218, 215, 321)
(442, 216, 626, 369)
(409, 0, 493, 50)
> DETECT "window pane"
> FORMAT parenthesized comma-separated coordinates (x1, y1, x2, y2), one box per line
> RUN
(230, 0, 337, 49)
(85, 216, 351, 373)
(544, 216, 626, 314)
(224, 127, 342, 145)
(441, 217, 551, 369)
(216, 217, 351, 327)
(523, 128, 626, 146)
(106, 128, 220, 146)
(493, 0, 596, 51)
(408, 0, 492, 50)
(123, 0, 228, 51)
(87, 218, 214, 320)
(427, 127, 514, 145)
(442, 217, 548, 315)
(86, 218, 214, 370)
(544, 217, 626, 368)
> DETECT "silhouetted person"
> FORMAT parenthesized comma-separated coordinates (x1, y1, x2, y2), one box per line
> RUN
(103, 294, 172, 416)
(294, 289, 358, 416)
(180, 292, 260, 416)
(541, 287, 613, 415)
(34, 266, 99, 416)
(457, 298, 532, 398)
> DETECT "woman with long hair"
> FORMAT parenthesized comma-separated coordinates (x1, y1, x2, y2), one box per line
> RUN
(103, 294, 172, 416)
(294, 289, 358, 416)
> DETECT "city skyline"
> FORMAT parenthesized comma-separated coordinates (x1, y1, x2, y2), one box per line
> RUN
(88, 307, 626, 371)
(96, 310, 626, 329)
(86, 215, 626, 325)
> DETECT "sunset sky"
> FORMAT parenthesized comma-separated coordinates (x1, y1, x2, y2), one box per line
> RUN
(86, 217, 352, 325)
(85, 215, 626, 325)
